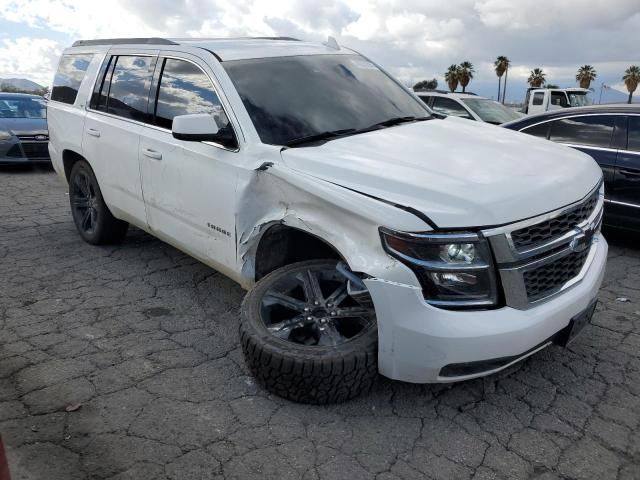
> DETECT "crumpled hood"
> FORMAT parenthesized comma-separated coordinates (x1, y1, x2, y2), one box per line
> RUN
(280, 118, 602, 228)
(0, 117, 48, 136)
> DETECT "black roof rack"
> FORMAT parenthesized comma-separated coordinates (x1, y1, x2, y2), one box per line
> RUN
(72, 38, 178, 47)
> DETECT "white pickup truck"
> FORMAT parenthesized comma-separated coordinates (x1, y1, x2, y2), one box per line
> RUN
(523, 87, 593, 115)
(48, 37, 607, 404)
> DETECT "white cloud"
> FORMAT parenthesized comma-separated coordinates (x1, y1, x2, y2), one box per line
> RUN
(0, 0, 638, 99)
(0, 37, 62, 85)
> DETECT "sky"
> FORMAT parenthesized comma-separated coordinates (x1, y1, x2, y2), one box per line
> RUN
(0, 0, 638, 103)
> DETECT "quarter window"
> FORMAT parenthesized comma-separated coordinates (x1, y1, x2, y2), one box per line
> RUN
(154, 58, 228, 131)
(105, 56, 154, 122)
(629, 116, 640, 152)
(430, 97, 472, 119)
(549, 116, 615, 148)
(51, 54, 93, 104)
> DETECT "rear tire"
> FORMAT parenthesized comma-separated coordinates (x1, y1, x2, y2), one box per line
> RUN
(239, 259, 378, 404)
(69, 160, 128, 245)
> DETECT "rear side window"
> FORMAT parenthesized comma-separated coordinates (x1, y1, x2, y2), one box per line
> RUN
(549, 115, 615, 148)
(532, 92, 544, 106)
(153, 58, 227, 130)
(51, 54, 93, 104)
(629, 116, 640, 152)
(106, 56, 154, 122)
(521, 122, 550, 139)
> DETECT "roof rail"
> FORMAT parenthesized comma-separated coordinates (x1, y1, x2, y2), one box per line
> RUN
(72, 38, 178, 47)
(251, 36, 301, 41)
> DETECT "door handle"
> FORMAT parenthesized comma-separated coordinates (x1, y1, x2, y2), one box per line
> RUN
(87, 128, 100, 138)
(143, 148, 162, 160)
(619, 169, 640, 178)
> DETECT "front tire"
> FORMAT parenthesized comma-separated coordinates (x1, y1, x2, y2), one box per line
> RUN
(239, 260, 378, 404)
(69, 161, 128, 245)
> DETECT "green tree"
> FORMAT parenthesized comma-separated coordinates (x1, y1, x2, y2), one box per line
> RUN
(413, 78, 438, 90)
(576, 65, 597, 89)
(528, 68, 546, 88)
(623, 65, 640, 104)
(444, 65, 459, 92)
(494, 56, 510, 103)
(458, 61, 474, 93)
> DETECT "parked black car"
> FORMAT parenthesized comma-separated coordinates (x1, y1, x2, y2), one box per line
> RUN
(503, 104, 640, 232)
(0, 93, 50, 164)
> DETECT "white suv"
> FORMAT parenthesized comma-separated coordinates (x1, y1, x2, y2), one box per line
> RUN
(415, 91, 523, 124)
(48, 37, 607, 404)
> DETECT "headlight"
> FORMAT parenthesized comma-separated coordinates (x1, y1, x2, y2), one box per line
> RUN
(0, 131, 12, 141)
(380, 227, 499, 309)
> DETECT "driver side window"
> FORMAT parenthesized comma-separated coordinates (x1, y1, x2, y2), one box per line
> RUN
(153, 58, 229, 131)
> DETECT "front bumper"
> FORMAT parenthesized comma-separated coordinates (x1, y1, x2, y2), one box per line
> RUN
(365, 233, 607, 384)
(0, 139, 51, 164)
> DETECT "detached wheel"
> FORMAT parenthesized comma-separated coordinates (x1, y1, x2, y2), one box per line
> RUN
(240, 259, 378, 404)
(69, 161, 128, 245)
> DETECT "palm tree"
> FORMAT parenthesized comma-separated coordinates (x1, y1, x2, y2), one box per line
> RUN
(576, 65, 597, 89)
(458, 61, 474, 93)
(528, 68, 546, 88)
(623, 65, 640, 104)
(494, 56, 510, 103)
(444, 65, 459, 92)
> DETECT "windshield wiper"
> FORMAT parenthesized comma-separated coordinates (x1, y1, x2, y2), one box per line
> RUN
(356, 116, 431, 133)
(283, 129, 356, 147)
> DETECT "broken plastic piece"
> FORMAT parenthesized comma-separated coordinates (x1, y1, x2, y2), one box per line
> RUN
(65, 403, 82, 412)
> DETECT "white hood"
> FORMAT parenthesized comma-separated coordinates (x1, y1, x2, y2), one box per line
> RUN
(280, 117, 602, 228)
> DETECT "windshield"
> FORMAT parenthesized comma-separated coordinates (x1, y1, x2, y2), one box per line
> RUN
(460, 98, 521, 124)
(568, 92, 593, 107)
(0, 97, 47, 119)
(223, 54, 429, 145)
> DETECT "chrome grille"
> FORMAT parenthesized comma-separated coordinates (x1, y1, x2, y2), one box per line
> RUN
(511, 188, 599, 249)
(484, 181, 604, 309)
(523, 249, 589, 301)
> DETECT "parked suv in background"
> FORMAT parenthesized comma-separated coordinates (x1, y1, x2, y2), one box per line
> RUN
(0, 93, 49, 164)
(48, 37, 606, 404)
(503, 104, 640, 232)
(415, 90, 523, 124)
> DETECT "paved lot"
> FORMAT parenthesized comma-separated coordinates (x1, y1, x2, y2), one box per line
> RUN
(0, 168, 639, 480)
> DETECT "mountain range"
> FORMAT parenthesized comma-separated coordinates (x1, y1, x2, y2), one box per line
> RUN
(0, 77, 45, 92)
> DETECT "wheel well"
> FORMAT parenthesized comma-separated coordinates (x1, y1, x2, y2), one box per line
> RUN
(254, 225, 344, 281)
(62, 150, 86, 182)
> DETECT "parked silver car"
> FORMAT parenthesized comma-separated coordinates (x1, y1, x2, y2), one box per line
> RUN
(0, 93, 50, 164)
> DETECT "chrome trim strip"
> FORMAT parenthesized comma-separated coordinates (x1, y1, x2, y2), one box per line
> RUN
(561, 143, 618, 153)
(518, 112, 640, 133)
(604, 198, 640, 209)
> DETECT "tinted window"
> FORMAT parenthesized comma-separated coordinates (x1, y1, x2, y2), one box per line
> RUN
(106, 56, 153, 121)
(154, 58, 227, 131)
(51, 54, 93, 104)
(521, 122, 550, 139)
(532, 92, 544, 106)
(431, 97, 472, 118)
(90, 56, 115, 111)
(223, 54, 428, 145)
(549, 115, 615, 148)
(629, 116, 640, 152)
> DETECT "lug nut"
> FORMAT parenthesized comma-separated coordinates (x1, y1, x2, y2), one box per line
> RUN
(320, 318, 327, 324)
(306, 316, 313, 321)
(330, 311, 337, 316)
(303, 307, 310, 312)
(327, 303, 333, 307)
(314, 301, 320, 306)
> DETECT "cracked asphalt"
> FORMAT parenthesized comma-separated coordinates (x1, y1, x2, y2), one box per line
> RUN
(1, 168, 639, 480)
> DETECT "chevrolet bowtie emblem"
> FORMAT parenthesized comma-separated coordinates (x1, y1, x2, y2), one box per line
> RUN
(570, 223, 595, 253)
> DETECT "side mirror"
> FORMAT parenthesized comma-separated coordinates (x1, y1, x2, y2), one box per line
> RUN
(172, 113, 220, 141)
